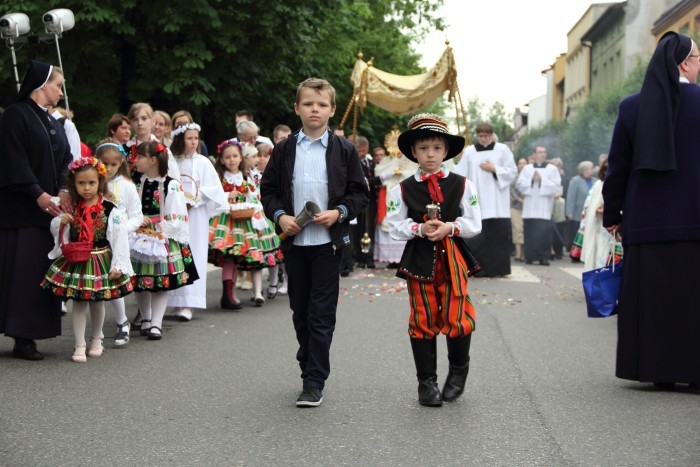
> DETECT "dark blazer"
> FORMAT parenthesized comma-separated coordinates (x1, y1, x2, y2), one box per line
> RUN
(603, 83, 700, 245)
(261, 129, 369, 251)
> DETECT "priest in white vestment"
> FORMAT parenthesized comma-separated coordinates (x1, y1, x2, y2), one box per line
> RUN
(516, 145, 561, 265)
(454, 123, 517, 276)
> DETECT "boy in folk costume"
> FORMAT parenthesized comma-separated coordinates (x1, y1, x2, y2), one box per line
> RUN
(387, 114, 482, 407)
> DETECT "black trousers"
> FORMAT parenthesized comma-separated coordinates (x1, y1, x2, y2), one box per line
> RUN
(285, 243, 342, 390)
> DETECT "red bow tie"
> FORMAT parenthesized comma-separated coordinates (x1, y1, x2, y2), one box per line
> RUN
(420, 171, 445, 203)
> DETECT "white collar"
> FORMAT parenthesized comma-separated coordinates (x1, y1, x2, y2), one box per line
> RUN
(680, 76, 690, 84)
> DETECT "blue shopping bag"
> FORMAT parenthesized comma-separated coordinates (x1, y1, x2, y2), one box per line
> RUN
(582, 261, 623, 318)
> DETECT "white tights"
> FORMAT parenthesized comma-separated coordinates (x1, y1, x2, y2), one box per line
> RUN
(110, 297, 128, 325)
(134, 291, 169, 330)
(72, 301, 106, 347)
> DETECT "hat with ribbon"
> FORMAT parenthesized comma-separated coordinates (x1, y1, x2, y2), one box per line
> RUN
(397, 113, 465, 162)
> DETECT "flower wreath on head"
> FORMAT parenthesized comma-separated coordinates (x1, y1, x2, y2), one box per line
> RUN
(68, 156, 107, 177)
(217, 138, 242, 155)
(171, 122, 201, 138)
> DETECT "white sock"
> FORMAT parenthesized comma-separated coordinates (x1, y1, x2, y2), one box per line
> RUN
(135, 292, 153, 322)
(72, 301, 88, 347)
(252, 270, 263, 297)
(150, 292, 169, 330)
(89, 302, 106, 340)
(268, 265, 279, 287)
(110, 297, 128, 325)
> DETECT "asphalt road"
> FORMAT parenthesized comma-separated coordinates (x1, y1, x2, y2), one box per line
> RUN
(1, 260, 698, 466)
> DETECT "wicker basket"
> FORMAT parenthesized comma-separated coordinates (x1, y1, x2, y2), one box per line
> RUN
(230, 207, 255, 220)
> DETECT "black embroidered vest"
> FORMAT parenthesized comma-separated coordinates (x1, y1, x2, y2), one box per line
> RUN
(397, 173, 466, 281)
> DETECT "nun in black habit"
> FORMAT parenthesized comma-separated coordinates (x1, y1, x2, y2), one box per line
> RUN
(603, 32, 700, 390)
(0, 60, 73, 360)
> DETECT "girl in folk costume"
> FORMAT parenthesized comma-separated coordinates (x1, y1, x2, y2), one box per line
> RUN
(167, 123, 228, 321)
(387, 114, 482, 406)
(256, 142, 286, 298)
(242, 143, 284, 305)
(209, 140, 267, 309)
(96, 140, 144, 346)
(41, 157, 134, 362)
(124, 102, 180, 181)
(130, 142, 198, 340)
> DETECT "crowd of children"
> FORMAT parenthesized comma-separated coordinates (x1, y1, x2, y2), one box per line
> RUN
(37, 100, 290, 364)
(4, 64, 484, 408)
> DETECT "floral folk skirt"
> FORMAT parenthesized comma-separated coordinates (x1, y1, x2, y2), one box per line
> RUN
(130, 238, 199, 292)
(41, 247, 133, 301)
(208, 212, 268, 270)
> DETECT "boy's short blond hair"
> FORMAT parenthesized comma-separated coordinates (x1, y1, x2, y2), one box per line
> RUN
(127, 102, 154, 120)
(295, 78, 336, 107)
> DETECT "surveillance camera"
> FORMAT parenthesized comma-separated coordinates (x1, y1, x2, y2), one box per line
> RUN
(0, 12, 30, 38)
(42, 9, 74, 34)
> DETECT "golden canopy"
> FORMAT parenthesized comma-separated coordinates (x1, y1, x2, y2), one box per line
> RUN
(339, 43, 468, 142)
(351, 46, 458, 116)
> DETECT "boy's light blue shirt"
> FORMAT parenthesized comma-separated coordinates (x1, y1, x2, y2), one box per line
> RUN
(291, 129, 331, 246)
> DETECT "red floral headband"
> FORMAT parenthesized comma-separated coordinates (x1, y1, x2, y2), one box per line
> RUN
(68, 156, 107, 176)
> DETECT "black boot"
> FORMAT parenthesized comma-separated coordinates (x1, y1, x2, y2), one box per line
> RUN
(220, 280, 242, 311)
(12, 337, 45, 361)
(442, 335, 471, 402)
(410, 338, 442, 407)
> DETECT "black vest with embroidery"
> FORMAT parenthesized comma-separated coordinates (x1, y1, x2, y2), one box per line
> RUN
(397, 173, 466, 281)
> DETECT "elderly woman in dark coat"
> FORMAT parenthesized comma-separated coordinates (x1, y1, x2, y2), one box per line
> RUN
(0, 60, 73, 360)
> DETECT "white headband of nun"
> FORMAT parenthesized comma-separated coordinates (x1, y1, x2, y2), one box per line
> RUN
(33, 65, 54, 94)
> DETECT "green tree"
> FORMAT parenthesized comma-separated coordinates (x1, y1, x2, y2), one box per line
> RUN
(0, 0, 445, 150)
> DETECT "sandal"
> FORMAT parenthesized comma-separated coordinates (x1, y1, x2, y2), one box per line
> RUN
(147, 326, 162, 341)
(88, 337, 104, 358)
(267, 285, 278, 299)
(139, 319, 152, 336)
(254, 295, 265, 307)
(114, 321, 130, 346)
(72, 344, 87, 363)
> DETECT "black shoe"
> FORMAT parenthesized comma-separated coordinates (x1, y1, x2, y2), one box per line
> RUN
(147, 327, 162, 341)
(366, 262, 376, 269)
(296, 387, 323, 407)
(410, 338, 442, 407)
(540, 260, 550, 266)
(417, 377, 443, 407)
(386, 262, 399, 269)
(653, 382, 676, 390)
(525, 260, 533, 265)
(443, 335, 471, 402)
(220, 280, 243, 311)
(267, 285, 278, 299)
(340, 269, 350, 277)
(356, 262, 366, 269)
(12, 338, 45, 361)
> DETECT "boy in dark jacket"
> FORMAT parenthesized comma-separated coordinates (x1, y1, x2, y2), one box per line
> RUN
(261, 78, 368, 407)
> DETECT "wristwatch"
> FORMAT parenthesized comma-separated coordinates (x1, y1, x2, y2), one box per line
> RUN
(335, 206, 346, 223)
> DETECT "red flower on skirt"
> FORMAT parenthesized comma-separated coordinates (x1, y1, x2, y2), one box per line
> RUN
(141, 277, 154, 288)
(161, 276, 170, 288)
(55, 287, 65, 295)
(82, 290, 92, 300)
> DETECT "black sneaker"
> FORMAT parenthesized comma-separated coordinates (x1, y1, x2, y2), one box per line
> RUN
(296, 387, 323, 407)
